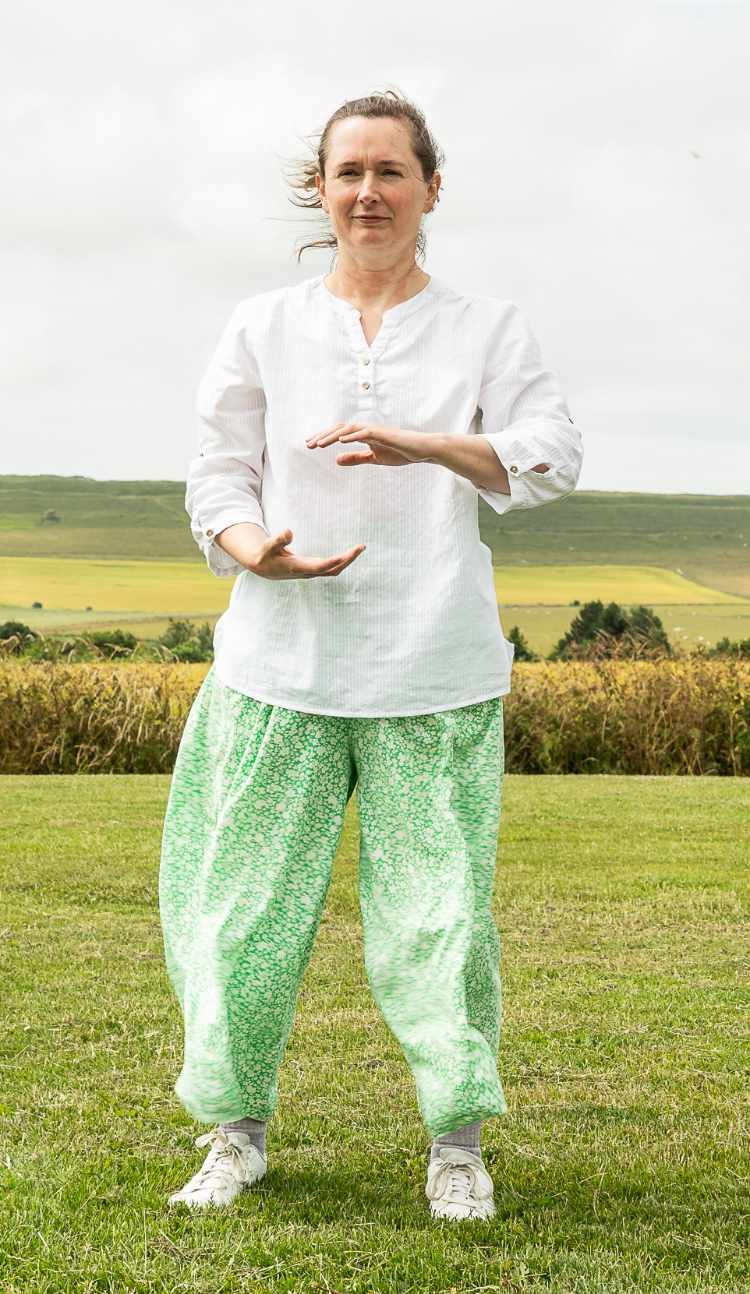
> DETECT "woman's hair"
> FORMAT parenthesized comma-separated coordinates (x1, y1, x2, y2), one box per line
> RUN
(282, 86, 444, 266)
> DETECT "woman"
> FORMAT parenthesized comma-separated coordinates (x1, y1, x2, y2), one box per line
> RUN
(159, 89, 583, 1222)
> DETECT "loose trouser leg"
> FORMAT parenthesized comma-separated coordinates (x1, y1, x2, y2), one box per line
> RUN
(158, 668, 352, 1124)
(353, 697, 507, 1140)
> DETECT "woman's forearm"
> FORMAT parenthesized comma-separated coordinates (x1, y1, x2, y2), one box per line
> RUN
(426, 434, 550, 494)
(425, 434, 512, 493)
(214, 522, 270, 565)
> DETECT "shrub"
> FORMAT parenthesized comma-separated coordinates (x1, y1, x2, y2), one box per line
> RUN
(550, 599, 672, 661)
(0, 621, 40, 655)
(158, 619, 214, 662)
(507, 625, 537, 662)
(708, 636, 750, 660)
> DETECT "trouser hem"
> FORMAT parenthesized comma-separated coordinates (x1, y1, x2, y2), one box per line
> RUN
(426, 1099, 508, 1141)
(175, 1082, 275, 1127)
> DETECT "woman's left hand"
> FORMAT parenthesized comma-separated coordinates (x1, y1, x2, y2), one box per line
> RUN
(305, 423, 433, 468)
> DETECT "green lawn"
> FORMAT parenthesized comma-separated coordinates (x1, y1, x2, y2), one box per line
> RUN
(1, 774, 747, 1293)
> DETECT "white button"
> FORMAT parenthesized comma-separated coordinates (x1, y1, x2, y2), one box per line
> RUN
(206, 529, 214, 536)
(362, 382, 370, 390)
(509, 465, 518, 475)
(363, 358, 371, 366)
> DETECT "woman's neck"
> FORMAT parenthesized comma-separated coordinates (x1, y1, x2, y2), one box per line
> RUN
(323, 263, 430, 314)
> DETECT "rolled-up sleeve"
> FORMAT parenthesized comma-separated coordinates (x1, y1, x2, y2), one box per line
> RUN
(185, 302, 269, 578)
(475, 302, 583, 515)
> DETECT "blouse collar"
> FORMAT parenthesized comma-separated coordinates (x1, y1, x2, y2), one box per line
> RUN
(314, 273, 443, 324)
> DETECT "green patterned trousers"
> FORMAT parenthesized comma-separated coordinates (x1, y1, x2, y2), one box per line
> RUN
(158, 665, 508, 1140)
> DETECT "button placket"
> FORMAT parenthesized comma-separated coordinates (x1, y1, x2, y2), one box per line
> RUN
(325, 288, 427, 413)
(342, 316, 379, 413)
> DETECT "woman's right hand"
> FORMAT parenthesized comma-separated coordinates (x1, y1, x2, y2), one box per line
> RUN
(246, 528, 367, 580)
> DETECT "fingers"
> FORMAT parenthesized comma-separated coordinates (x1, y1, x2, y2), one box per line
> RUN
(306, 423, 365, 448)
(336, 451, 375, 465)
(297, 545, 366, 577)
(269, 528, 292, 550)
(310, 545, 367, 574)
(261, 531, 366, 579)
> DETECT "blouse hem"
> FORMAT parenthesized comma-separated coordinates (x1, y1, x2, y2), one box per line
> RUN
(212, 661, 510, 717)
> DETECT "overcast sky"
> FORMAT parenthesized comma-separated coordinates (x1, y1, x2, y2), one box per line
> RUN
(1, 0, 747, 495)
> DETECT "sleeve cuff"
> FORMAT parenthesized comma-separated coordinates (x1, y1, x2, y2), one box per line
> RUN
(479, 429, 553, 477)
(204, 537, 246, 579)
(194, 511, 268, 579)
(476, 433, 560, 514)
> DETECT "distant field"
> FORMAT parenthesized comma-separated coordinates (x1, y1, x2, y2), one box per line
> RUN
(500, 602, 750, 656)
(2, 557, 749, 652)
(6, 606, 747, 655)
(1, 478, 749, 597)
(2, 479, 749, 652)
(3, 556, 746, 616)
(488, 564, 746, 606)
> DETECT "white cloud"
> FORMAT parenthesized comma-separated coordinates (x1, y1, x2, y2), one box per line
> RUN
(0, 0, 747, 493)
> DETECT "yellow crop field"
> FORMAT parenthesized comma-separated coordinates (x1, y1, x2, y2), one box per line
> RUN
(1, 559, 747, 635)
(492, 564, 747, 606)
(1, 557, 226, 616)
(2, 657, 748, 774)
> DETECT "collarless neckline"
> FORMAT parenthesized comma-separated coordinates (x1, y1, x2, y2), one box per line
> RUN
(315, 273, 441, 322)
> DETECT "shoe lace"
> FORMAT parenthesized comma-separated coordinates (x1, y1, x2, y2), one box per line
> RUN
(191, 1127, 252, 1189)
(427, 1152, 493, 1204)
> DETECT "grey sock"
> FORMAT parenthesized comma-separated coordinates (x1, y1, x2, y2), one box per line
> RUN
(220, 1116, 267, 1158)
(430, 1119, 482, 1164)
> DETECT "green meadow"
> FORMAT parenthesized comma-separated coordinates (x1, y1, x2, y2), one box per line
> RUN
(1, 772, 747, 1293)
(1, 477, 749, 654)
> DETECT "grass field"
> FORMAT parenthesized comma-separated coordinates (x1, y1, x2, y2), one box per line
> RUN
(4, 601, 746, 659)
(2, 477, 748, 593)
(2, 773, 747, 1293)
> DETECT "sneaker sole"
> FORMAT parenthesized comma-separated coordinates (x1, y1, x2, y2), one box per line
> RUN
(429, 1200, 496, 1221)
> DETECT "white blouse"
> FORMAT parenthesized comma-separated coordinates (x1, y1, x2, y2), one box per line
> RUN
(185, 273, 583, 717)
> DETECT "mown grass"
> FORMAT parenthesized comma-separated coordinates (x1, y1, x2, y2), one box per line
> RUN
(1, 773, 748, 1293)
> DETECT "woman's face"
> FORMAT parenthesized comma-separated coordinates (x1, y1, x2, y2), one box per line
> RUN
(316, 116, 439, 262)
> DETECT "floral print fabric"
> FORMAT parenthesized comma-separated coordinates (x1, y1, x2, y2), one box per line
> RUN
(159, 665, 508, 1139)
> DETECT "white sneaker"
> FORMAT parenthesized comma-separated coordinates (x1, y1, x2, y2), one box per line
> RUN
(167, 1126, 267, 1209)
(425, 1146, 496, 1221)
